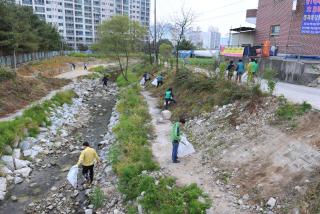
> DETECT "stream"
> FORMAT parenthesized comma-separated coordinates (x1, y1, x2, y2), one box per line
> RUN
(0, 79, 116, 214)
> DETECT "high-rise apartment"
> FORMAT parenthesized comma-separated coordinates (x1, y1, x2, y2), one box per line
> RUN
(14, 0, 150, 49)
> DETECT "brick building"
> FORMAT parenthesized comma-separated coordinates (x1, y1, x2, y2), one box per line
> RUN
(255, 0, 320, 56)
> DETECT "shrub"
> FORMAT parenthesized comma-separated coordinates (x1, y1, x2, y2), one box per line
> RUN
(0, 66, 16, 82)
(110, 66, 211, 213)
(263, 68, 278, 94)
(276, 101, 312, 120)
(89, 187, 105, 209)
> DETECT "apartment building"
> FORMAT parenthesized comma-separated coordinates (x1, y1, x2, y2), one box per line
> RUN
(15, 0, 150, 49)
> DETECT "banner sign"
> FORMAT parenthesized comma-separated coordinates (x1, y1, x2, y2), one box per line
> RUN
(301, 0, 320, 34)
(220, 46, 244, 57)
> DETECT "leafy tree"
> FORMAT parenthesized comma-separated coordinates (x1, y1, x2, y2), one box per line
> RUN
(177, 39, 195, 50)
(0, 0, 62, 69)
(94, 16, 146, 81)
(159, 43, 172, 65)
(158, 39, 173, 48)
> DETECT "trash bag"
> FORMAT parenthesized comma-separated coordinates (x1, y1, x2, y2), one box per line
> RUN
(151, 78, 158, 86)
(140, 78, 145, 85)
(178, 135, 195, 157)
(67, 165, 78, 188)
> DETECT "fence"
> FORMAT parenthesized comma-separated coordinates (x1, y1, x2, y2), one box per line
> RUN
(0, 51, 74, 68)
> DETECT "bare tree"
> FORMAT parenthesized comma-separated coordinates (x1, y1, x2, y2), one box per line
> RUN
(171, 9, 194, 72)
(148, 22, 166, 66)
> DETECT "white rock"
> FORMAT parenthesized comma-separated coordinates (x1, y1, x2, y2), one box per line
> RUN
(14, 177, 24, 184)
(267, 197, 277, 209)
(51, 186, 57, 191)
(138, 204, 143, 214)
(14, 159, 31, 170)
(161, 110, 172, 120)
(0, 191, 5, 201)
(12, 149, 21, 159)
(14, 167, 32, 178)
(0, 166, 13, 175)
(85, 209, 93, 214)
(0, 177, 7, 192)
(1, 156, 15, 171)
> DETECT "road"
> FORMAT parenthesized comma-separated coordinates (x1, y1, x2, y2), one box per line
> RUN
(194, 67, 320, 110)
(260, 80, 320, 110)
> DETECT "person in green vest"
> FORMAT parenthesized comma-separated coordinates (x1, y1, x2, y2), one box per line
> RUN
(247, 58, 259, 83)
(171, 117, 186, 163)
(164, 88, 176, 109)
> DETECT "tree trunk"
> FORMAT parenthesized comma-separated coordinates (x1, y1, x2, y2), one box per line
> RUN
(175, 45, 179, 72)
(125, 51, 129, 81)
(117, 54, 128, 81)
(148, 42, 153, 65)
(13, 49, 17, 71)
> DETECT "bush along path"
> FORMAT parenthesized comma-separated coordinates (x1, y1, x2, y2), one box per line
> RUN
(107, 69, 211, 214)
(0, 77, 120, 213)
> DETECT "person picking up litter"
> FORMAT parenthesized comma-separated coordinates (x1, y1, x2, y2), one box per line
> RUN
(171, 117, 186, 163)
(164, 88, 176, 110)
(77, 142, 100, 185)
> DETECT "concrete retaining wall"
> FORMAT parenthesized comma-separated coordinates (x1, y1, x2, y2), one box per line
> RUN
(259, 58, 320, 86)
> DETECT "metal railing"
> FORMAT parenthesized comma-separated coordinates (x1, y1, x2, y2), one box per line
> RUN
(0, 51, 74, 68)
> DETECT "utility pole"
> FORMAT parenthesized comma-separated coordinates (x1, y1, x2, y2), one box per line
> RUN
(154, 0, 157, 66)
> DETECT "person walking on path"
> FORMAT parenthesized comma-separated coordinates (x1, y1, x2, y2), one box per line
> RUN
(77, 142, 100, 185)
(157, 74, 164, 87)
(171, 118, 186, 163)
(102, 74, 109, 88)
(227, 60, 235, 81)
(84, 63, 88, 70)
(164, 88, 176, 110)
(235, 59, 245, 83)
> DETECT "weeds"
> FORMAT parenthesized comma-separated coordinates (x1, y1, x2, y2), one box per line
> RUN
(263, 68, 277, 94)
(89, 187, 105, 209)
(187, 58, 217, 69)
(0, 66, 16, 82)
(276, 101, 312, 121)
(110, 65, 211, 213)
(0, 90, 77, 154)
(154, 68, 263, 119)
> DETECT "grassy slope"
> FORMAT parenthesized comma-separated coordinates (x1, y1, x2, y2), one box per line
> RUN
(109, 63, 211, 213)
(0, 90, 77, 154)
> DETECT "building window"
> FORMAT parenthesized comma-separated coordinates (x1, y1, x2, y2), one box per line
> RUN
(271, 25, 280, 36)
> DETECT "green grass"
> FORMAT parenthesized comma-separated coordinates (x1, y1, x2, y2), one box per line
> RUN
(0, 66, 16, 82)
(0, 90, 77, 154)
(276, 101, 312, 120)
(110, 64, 211, 213)
(187, 58, 217, 69)
(89, 187, 105, 209)
(150, 68, 263, 120)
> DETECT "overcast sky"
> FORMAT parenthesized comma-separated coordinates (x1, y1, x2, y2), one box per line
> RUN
(150, 0, 259, 36)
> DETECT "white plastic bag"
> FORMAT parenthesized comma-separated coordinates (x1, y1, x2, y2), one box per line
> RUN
(67, 165, 79, 188)
(178, 135, 195, 157)
(151, 78, 158, 86)
(140, 78, 145, 85)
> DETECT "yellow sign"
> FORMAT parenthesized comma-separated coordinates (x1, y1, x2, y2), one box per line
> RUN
(220, 47, 244, 57)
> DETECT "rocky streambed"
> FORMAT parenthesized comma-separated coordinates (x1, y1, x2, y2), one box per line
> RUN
(0, 78, 125, 214)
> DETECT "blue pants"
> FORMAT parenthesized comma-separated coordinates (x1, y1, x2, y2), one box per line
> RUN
(172, 140, 179, 162)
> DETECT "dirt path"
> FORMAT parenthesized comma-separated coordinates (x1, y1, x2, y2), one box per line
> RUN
(55, 63, 117, 80)
(142, 91, 251, 214)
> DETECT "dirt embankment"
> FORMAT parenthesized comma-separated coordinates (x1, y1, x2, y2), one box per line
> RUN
(0, 56, 108, 118)
(185, 96, 320, 213)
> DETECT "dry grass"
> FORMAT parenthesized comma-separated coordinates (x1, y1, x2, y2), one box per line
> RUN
(18, 56, 90, 77)
(0, 76, 70, 117)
